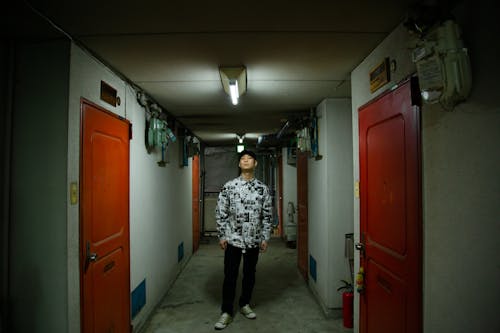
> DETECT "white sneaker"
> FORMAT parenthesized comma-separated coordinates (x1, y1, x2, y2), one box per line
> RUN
(240, 304, 257, 319)
(214, 312, 232, 330)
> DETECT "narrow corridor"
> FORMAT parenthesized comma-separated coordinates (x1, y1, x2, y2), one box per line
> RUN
(141, 238, 352, 333)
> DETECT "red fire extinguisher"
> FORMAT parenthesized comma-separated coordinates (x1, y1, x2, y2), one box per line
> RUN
(342, 291, 354, 328)
(337, 280, 354, 328)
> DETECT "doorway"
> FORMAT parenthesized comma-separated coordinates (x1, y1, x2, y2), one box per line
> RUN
(80, 100, 131, 333)
(358, 78, 422, 333)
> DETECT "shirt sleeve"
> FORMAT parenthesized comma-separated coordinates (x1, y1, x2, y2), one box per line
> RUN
(215, 185, 230, 240)
(261, 185, 273, 242)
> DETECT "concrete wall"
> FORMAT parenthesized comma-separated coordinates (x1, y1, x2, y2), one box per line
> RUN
(350, 1, 500, 332)
(127, 84, 193, 331)
(308, 98, 353, 313)
(68, 44, 193, 333)
(9, 40, 71, 333)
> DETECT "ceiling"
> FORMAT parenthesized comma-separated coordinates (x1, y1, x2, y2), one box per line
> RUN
(7, 0, 419, 146)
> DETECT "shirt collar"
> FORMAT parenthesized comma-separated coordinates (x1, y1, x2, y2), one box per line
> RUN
(239, 175, 255, 183)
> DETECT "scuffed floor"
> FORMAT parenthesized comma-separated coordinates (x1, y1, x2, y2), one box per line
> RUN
(140, 238, 353, 333)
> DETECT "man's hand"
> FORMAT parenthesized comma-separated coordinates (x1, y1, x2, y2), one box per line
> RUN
(260, 241, 268, 253)
(219, 239, 228, 250)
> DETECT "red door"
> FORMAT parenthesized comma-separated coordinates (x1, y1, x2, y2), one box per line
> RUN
(296, 151, 308, 281)
(192, 154, 200, 253)
(81, 101, 131, 333)
(359, 79, 422, 333)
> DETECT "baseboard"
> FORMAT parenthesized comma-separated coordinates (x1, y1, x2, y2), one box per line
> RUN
(308, 281, 342, 319)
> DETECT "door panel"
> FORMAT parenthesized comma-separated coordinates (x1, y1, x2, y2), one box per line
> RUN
(92, 248, 127, 333)
(366, 259, 406, 333)
(81, 100, 130, 333)
(296, 151, 308, 281)
(359, 79, 421, 333)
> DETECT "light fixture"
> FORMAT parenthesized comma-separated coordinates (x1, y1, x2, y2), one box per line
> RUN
(219, 66, 247, 106)
(229, 80, 239, 105)
(236, 134, 245, 152)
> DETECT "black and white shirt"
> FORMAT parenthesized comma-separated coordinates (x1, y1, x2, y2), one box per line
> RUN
(216, 176, 273, 249)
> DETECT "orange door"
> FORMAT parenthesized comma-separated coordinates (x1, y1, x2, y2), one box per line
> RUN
(359, 79, 422, 333)
(192, 154, 200, 253)
(81, 101, 131, 333)
(296, 151, 308, 281)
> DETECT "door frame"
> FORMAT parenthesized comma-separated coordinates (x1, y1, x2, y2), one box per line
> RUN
(357, 77, 422, 333)
(79, 98, 131, 332)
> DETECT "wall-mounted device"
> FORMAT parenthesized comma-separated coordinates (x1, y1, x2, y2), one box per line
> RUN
(411, 20, 471, 108)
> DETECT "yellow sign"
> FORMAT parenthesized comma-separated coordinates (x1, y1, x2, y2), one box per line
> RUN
(369, 58, 390, 93)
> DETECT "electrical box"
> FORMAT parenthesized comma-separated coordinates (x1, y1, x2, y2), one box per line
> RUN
(411, 20, 472, 108)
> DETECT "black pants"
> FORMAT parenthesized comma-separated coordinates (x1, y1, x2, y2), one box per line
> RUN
(221, 244, 259, 316)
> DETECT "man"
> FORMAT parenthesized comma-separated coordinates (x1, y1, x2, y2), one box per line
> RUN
(214, 150, 273, 330)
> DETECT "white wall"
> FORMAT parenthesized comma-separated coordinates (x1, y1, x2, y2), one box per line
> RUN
(67, 43, 128, 333)
(308, 98, 353, 314)
(350, 1, 500, 332)
(128, 86, 193, 331)
(281, 147, 297, 240)
(68, 43, 194, 333)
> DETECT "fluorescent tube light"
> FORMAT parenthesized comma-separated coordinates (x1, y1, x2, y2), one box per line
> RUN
(229, 80, 239, 105)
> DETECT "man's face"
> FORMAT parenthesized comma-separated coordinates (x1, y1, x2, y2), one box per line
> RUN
(239, 154, 257, 171)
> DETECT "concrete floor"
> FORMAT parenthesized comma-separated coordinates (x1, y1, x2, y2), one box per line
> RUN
(140, 237, 353, 333)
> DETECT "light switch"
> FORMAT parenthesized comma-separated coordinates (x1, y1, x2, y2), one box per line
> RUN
(70, 182, 78, 205)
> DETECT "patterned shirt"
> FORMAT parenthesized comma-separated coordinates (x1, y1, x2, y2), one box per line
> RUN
(216, 176, 273, 249)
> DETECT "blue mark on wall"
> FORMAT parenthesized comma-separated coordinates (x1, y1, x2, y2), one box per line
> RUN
(131, 279, 146, 319)
(309, 255, 317, 282)
(178, 242, 184, 262)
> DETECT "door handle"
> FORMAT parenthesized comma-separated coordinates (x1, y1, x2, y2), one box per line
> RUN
(88, 252, 98, 262)
(355, 242, 365, 257)
(86, 241, 98, 267)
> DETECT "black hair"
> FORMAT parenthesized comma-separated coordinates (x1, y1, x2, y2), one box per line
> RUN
(238, 149, 257, 160)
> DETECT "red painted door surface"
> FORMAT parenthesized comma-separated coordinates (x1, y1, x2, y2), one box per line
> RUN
(81, 101, 131, 333)
(359, 79, 422, 333)
(192, 154, 200, 253)
(296, 151, 308, 281)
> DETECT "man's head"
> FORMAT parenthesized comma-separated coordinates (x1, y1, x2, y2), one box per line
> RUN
(238, 149, 257, 161)
(238, 150, 258, 171)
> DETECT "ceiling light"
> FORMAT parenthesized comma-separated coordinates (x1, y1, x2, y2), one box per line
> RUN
(229, 80, 239, 105)
(219, 66, 247, 106)
(236, 134, 245, 152)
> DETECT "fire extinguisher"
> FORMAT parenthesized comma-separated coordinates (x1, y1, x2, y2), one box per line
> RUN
(342, 291, 354, 328)
(337, 280, 354, 328)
